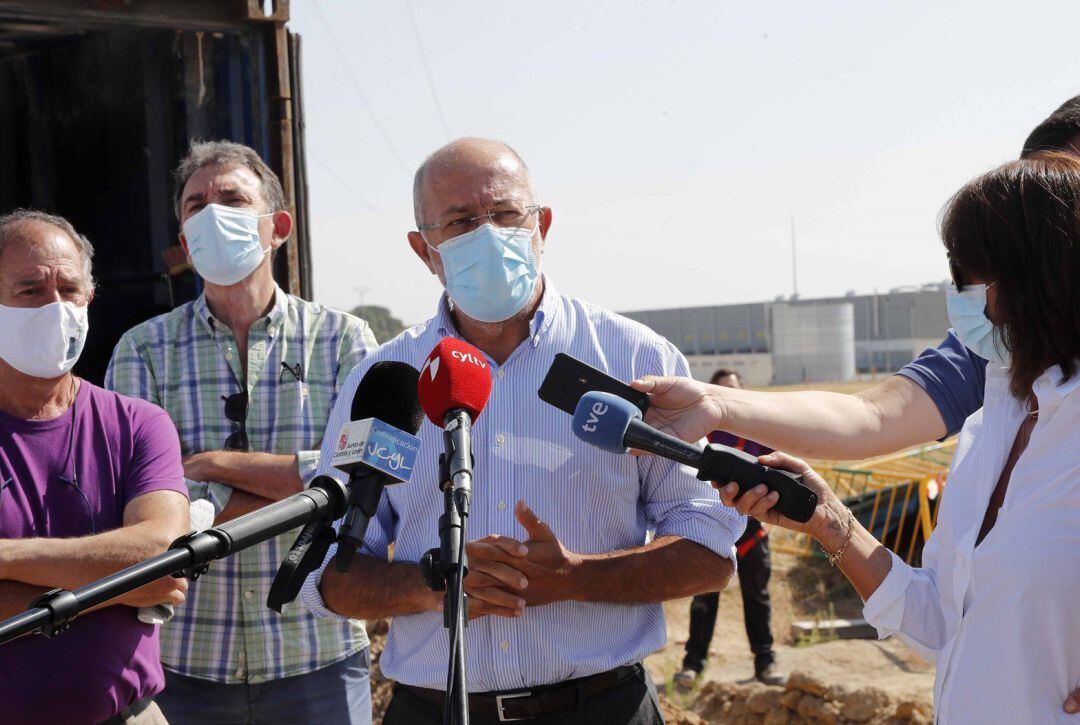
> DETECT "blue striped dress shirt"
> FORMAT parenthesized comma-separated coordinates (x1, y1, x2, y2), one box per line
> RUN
(302, 280, 745, 691)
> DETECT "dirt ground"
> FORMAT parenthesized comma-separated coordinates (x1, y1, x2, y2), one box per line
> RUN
(368, 551, 934, 723)
(644, 551, 934, 723)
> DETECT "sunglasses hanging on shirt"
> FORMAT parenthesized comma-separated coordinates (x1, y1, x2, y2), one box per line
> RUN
(222, 391, 250, 451)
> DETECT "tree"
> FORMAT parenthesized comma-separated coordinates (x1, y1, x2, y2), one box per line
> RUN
(350, 304, 406, 344)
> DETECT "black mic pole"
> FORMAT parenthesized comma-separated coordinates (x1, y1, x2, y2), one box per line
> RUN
(334, 471, 384, 573)
(421, 409, 473, 725)
(0, 476, 349, 645)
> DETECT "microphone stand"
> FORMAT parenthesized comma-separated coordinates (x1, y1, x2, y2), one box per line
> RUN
(0, 476, 349, 645)
(268, 470, 381, 613)
(420, 410, 473, 725)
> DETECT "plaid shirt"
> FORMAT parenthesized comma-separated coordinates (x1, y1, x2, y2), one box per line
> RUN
(105, 287, 376, 683)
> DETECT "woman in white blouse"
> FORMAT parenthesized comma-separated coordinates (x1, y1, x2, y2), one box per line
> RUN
(641, 152, 1080, 722)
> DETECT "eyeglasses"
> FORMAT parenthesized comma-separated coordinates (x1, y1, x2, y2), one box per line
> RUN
(222, 392, 250, 451)
(418, 204, 541, 242)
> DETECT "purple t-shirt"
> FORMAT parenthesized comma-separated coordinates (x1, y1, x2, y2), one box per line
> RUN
(0, 380, 187, 725)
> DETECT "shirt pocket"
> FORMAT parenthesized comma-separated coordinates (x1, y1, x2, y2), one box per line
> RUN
(271, 380, 312, 450)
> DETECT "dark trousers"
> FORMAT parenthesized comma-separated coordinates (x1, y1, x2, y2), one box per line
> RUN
(683, 521, 774, 674)
(383, 664, 663, 725)
(156, 648, 372, 725)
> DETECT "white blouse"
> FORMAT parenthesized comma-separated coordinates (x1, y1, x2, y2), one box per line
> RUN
(863, 362, 1080, 724)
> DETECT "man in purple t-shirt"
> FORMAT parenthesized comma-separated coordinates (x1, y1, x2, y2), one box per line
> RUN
(0, 211, 190, 725)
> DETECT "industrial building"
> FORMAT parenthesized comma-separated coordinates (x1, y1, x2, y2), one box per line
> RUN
(622, 283, 951, 385)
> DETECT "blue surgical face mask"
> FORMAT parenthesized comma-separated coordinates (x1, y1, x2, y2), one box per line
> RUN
(182, 204, 274, 286)
(427, 223, 540, 323)
(946, 283, 1009, 364)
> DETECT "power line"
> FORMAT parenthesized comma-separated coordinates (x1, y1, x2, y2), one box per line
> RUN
(402, 0, 452, 141)
(310, 0, 411, 175)
(309, 151, 389, 216)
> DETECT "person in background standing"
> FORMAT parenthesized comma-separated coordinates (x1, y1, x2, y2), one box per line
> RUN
(674, 369, 785, 690)
(106, 141, 378, 725)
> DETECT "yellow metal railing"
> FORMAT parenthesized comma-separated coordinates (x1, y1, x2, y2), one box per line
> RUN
(769, 439, 956, 564)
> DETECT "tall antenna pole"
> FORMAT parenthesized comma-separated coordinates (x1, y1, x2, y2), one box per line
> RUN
(791, 213, 798, 298)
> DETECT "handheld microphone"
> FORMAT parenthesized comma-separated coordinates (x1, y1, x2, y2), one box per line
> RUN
(417, 337, 493, 510)
(333, 361, 424, 573)
(572, 391, 818, 523)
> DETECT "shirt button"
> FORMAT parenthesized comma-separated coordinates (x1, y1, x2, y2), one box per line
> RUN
(497, 369, 506, 378)
(500, 641, 510, 652)
(244, 590, 254, 600)
(498, 501, 507, 511)
(496, 433, 506, 445)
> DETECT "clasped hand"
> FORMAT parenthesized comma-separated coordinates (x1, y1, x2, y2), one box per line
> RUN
(457, 501, 581, 620)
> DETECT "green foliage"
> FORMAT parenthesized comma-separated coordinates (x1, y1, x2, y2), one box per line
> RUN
(351, 304, 406, 344)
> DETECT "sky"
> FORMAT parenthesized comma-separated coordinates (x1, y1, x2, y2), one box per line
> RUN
(288, 1, 1080, 326)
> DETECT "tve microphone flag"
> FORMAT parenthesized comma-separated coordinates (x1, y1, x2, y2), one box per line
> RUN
(572, 391, 818, 523)
(333, 361, 424, 572)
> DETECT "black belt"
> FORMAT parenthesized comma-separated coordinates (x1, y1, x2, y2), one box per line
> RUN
(98, 697, 152, 725)
(399, 663, 642, 722)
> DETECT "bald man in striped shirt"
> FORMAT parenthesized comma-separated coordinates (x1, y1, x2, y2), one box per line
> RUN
(302, 138, 745, 724)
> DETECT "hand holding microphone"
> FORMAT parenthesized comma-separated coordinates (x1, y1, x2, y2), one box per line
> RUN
(571, 391, 819, 523)
(711, 451, 846, 546)
(628, 375, 728, 446)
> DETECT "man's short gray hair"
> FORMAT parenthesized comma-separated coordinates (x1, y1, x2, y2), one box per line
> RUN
(0, 209, 95, 291)
(173, 140, 287, 220)
(412, 138, 533, 227)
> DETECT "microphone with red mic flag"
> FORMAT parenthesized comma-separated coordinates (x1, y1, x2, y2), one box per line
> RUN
(418, 337, 493, 426)
(416, 336, 493, 725)
(418, 336, 493, 510)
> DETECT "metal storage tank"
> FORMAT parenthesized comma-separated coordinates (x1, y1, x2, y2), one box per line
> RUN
(770, 302, 856, 384)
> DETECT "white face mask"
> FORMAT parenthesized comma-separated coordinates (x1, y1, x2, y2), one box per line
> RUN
(182, 204, 274, 286)
(0, 301, 89, 379)
(946, 283, 1008, 364)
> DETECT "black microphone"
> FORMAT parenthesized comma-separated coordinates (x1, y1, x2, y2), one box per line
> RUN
(332, 361, 424, 573)
(572, 391, 818, 523)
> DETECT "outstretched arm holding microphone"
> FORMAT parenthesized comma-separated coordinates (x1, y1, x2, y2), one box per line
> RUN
(629, 373, 951, 461)
(633, 153, 1080, 721)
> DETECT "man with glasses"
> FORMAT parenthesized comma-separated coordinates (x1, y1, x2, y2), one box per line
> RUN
(106, 141, 378, 724)
(302, 138, 744, 724)
(0, 210, 190, 724)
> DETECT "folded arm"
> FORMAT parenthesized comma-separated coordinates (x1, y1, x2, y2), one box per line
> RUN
(183, 451, 305, 501)
(0, 581, 50, 620)
(0, 489, 190, 608)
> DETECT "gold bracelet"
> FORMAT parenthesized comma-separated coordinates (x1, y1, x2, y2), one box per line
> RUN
(823, 508, 856, 567)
